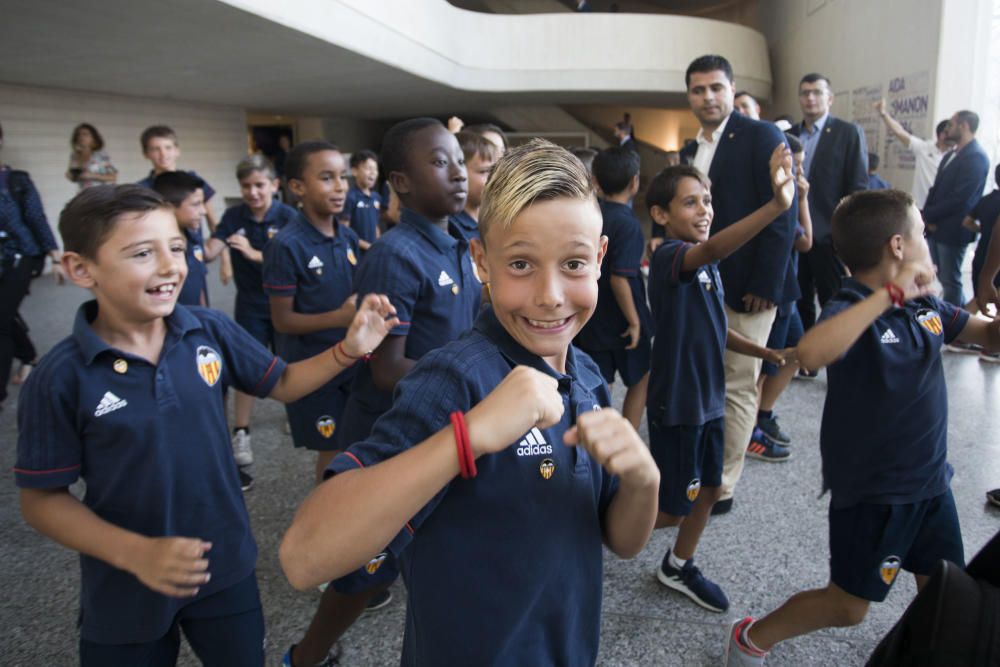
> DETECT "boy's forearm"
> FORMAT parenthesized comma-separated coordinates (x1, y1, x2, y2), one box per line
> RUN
(725, 328, 770, 359)
(204, 206, 219, 233)
(270, 347, 352, 403)
(687, 199, 784, 269)
(280, 426, 461, 589)
(602, 479, 658, 558)
(797, 288, 892, 369)
(203, 238, 226, 261)
(20, 488, 147, 576)
(609, 275, 640, 327)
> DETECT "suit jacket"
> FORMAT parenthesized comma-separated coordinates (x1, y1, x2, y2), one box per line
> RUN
(680, 112, 798, 310)
(923, 139, 990, 247)
(791, 115, 868, 241)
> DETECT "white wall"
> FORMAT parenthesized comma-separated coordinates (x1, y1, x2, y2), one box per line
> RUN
(0, 83, 249, 244)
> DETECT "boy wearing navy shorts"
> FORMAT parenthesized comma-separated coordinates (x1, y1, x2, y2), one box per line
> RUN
(280, 139, 660, 666)
(576, 146, 653, 429)
(341, 149, 381, 251)
(452, 130, 500, 241)
(152, 171, 218, 308)
(206, 154, 298, 466)
(14, 184, 396, 667)
(281, 118, 481, 667)
(261, 142, 361, 484)
(726, 189, 1000, 666)
(646, 153, 792, 613)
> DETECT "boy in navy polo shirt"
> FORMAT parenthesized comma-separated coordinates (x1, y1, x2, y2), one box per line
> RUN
(452, 130, 500, 241)
(152, 171, 218, 308)
(14, 184, 397, 667)
(576, 146, 653, 429)
(341, 149, 381, 251)
(279, 139, 660, 667)
(262, 142, 361, 485)
(726, 189, 1000, 666)
(281, 118, 481, 667)
(646, 153, 793, 613)
(207, 154, 298, 466)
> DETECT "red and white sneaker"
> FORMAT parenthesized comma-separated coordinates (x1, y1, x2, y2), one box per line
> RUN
(725, 617, 767, 666)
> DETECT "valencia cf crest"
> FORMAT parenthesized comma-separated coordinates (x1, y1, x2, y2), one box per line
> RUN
(539, 458, 555, 480)
(267, 225, 279, 240)
(451, 284, 460, 295)
(366, 552, 387, 574)
(915, 308, 943, 336)
(316, 415, 336, 439)
(686, 478, 702, 502)
(346, 248, 357, 266)
(196, 346, 222, 386)
(193, 246, 204, 263)
(879, 555, 901, 585)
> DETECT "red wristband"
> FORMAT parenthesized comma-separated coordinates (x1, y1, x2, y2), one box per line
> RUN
(884, 282, 905, 308)
(450, 411, 476, 479)
(332, 341, 361, 367)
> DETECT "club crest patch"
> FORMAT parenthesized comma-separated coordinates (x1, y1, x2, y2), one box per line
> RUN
(366, 552, 387, 574)
(113, 358, 128, 374)
(193, 246, 204, 263)
(451, 284, 460, 295)
(915, 308, 943, 336)
(267, 225, 279, 240)
(539, 458, 555, 480)
(879, 556, 901, 585)
(686, 478, 702, 502)
(196, 346, 222, 386)
(346, 248, 357, 266)
(316, 416, 336, 439)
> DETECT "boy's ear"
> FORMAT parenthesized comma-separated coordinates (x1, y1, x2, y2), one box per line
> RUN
(629, 174, 641, 196)
(388, 171, 410, 196)
(888, 234, 905, 261)
(650, 204, 669, 227)
(62, 252, 97, 289)
(287, 178, 307, 199)
(470, 238, 489, 284)
(595, 234, 609, 279)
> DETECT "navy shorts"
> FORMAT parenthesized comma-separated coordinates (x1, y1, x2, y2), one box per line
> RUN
(829, 490, 965, 602)
(331, 549, 400, 594)
(286, 379, 352, 451)
(762, 302, 803, 376)
(585, 337, 651, 388)
(234, 303, 275, 350)
(648, 416, 724, 516)
(79, 573, 263, 667)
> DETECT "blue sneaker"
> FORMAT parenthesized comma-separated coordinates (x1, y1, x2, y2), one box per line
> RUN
(746, 427, 791, 462)
(656, 551, 729, 612)
(282, 643, 342, 667)
(757, 414, 790, 444)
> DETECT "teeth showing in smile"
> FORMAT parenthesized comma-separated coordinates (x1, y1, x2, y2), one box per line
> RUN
(527, 317, 569, 330)
(149, 284, 175, 294)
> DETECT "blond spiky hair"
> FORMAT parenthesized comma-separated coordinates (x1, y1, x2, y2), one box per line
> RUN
(478, 138, 596, 241)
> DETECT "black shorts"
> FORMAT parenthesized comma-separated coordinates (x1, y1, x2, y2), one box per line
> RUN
(829, 490, 965, 602)
(585, 337, 651, 387)
(648, 416, 724, 516)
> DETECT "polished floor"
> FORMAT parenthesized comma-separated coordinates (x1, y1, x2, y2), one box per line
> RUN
(2, 271, 998, 666)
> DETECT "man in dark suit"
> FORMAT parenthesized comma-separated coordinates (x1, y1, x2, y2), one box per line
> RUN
(790, 73, 868, 332)
(923, 109, 990, 307)
(678, 55, 798, 512)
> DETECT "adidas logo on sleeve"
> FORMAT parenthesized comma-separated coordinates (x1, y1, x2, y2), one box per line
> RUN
(94, 391, 128, 417)
(880, 328, 900, 344)
(516, 427, 553, 456)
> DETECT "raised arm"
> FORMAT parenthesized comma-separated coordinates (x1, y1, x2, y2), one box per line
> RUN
(875, 99, 914, 148)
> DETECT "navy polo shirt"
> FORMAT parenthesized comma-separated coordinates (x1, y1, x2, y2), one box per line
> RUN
(178, 226, 208, 307)
(14, 302, 285, 644)
(214, 201, 297, 312)
(343, 187, 382, 244)
(328, 306, 619, 666)
(577, 200, 653, 351)
(819, 280, 968, 509)
(262, 214, 360, 364)
(647, 239, 727, 427)
(451, 209, 480, 241)
(137, 169, 216, 201)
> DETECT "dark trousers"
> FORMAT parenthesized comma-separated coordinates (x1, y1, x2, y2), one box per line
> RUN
(797, 239, 846, 330)
(0, 255, 41, 404)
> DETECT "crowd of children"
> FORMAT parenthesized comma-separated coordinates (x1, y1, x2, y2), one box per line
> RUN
(7, 71, 1000, 666)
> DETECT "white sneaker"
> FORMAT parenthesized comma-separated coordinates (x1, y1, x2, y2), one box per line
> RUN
(980, 351, 1000, 364)
(725, 617, 767, 666)
(232, 429, 253, 466)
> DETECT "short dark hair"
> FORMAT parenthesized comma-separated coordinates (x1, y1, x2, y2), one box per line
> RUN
(784, 132, 803, 153)
(60, 185, 170, 260)
(152, 171, 205, 207)
(235, 154, 276, 181)
(935, 119, 949, 137)
(955, 110, 980, 134)
(685, 55, 733, 88)
(380, 118, 443, 178)
(286, 141, 341, 182)
(465, 123, 508, 149)
(799, 73, 831, 88)
(71, 123, 105, 151)
(349, 149, 378, 168)
(455, 131, 500, 164)
(734, 91, 755, 101)
(140, 125, 177, 151)
(868, 152, 880, 171)
(646, 165, 710, 214)
(832, 189, 915, 272)
(994, 163, 1000, 187)
(592, 146, 640, 196)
